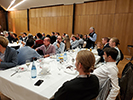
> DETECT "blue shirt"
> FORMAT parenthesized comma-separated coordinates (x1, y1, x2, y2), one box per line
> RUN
(17, 46, 40, 65)
(53, 41, 65, 54)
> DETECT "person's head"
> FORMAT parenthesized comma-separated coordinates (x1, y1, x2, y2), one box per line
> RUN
(51, 32, 55, 36)
(13, 33, 17, 39)
(103, 47, 118, 62)
(71, 35, 76, 41)
(89, 27, 95, 33)
(109, 37, 120, 47)
(0, 36, 9, 48)
(75, 50, 95, 74)
(57, 36, 62, 43)
(62, 33, 66, 37)
(102, 37, 109, 45)
(23, 32, 27, 37)
(36, 33, 42, 39)
(26, 39, 34, 47)
(76, 34, 80, 38)
(79, 34, 83, 39)
(43, 37, 50, 46)
(64, 36, 70, 50)
(28, 34, 33, 39)
(83, 35, 87, 39)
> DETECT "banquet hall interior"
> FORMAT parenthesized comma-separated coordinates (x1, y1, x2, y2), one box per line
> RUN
(0, 0, 133, 100)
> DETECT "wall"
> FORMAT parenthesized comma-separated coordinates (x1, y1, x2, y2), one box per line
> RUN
(0, 10, 7, 31)
(8, 10, 28, 36)
(8, 0, 133, 55)
(74, 0, 133, 55)
(29, 5, 73, 36)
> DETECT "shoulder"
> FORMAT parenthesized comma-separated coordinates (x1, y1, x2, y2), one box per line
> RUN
(6, 46, 16, 52)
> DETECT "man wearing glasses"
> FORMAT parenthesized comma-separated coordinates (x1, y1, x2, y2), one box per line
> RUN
(53, 36, 65, 54)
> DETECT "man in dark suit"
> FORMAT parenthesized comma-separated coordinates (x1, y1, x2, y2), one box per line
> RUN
(0, 36, 18, 69)
(97, 37, 110, 62)
(52, 50, 99, 100)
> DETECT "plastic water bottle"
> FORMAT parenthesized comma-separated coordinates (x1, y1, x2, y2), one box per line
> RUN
(56, 54, 60, 62)
(64, 52, 67, 61)
(31, 60, 37, 78)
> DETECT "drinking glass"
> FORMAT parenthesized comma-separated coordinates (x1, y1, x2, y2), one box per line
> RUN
(26, 60, 30, 68)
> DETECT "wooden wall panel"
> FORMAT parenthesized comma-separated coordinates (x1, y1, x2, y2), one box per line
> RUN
(129, 0, 133, 13)
(115, 0, 130, 13)
(97, 0, 116, 14)
(0, 10, 6, 31)
(96, 14, 114, 41)
(29, 5, 73, 36)
(8, 10, 27, 36)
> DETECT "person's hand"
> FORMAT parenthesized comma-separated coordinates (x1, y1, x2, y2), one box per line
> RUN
(44, 54, 50, 58)
(57, 43, 60, 48)
(87, 35, 90, 38)
(35, 48, 38, 51)
(0, 59, 2, 63)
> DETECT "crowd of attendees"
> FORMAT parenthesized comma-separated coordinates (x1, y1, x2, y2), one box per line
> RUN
(0, 26, 124, 100)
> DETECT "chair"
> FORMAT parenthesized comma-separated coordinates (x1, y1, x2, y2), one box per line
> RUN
(119, 62, 133, 100)
(96, 78, 111, 100)
(126, 45, 133, 61)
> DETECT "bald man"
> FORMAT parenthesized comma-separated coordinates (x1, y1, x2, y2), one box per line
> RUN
(36, 37, 55, 58)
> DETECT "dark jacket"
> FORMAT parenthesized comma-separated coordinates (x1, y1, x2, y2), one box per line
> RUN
(54, 74, 99, 100)
(0, 46, 18, 69)
(97, 43, 110, 62)
(120, 62, 133, 100)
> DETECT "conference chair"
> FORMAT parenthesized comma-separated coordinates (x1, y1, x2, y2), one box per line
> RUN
(96, 78, 111, 100)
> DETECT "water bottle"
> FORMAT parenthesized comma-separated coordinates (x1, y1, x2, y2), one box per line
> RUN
(31, 60, 37, 78)
(56, 53, 60, 62)
(63, 52, 67, 61)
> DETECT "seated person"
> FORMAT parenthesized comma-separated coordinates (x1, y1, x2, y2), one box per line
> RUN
(36, 37, 55, 58)
(0, 36, 18, 69)
(52, 50, 99, 100)
(97, 37, 110, 62)
(12, 33, 18, 42)
(93, 47, 120, 100)
(17, 38, 41, 65)
(70, 35, 79, 49)
(109, 37, 121, 64)
(64, 35, 71, 51)
(78, 34, 84, 48)
(51, 32, 57, 44)
(53, 36, 65, 54)
(35, 33, 43, 45)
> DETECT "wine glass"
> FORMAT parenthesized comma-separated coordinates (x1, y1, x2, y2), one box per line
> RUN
(26, 60, 30, 68)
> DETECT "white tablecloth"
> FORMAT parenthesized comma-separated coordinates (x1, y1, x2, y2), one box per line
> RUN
(0, 49, 100, 100)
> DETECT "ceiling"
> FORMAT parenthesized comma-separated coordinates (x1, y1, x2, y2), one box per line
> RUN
(0, 0, 97, 11)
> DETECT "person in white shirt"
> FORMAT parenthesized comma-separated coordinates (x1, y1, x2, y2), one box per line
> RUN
(93, 47, 120, 100)
(109, 37, 121, 64)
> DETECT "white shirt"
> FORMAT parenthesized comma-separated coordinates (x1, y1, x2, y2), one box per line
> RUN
(114, 46, 121, 63)
(93, 62, 120, 100)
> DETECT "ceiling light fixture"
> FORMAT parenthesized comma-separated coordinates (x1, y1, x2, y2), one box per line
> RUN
(7, 0, 16, 11)
(9, 0, 26, 11)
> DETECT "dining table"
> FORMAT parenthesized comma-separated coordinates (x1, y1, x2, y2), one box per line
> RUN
(0, 48, 100, 100)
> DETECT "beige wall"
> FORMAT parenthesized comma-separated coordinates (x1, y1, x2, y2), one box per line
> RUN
(8, 0, 133, 55)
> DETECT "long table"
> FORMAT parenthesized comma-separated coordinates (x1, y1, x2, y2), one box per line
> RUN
(0, 49, 100, 100)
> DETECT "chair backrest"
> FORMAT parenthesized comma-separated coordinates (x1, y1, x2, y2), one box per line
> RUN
(96, 78, 111, 100)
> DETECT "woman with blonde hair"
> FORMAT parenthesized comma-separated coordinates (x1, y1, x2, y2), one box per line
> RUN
(52, 50, 99, 100)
